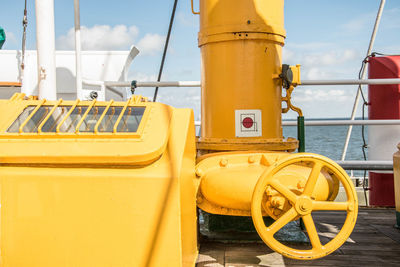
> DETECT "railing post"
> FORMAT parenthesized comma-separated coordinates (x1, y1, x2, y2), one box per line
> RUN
(297, 116, 305, 153)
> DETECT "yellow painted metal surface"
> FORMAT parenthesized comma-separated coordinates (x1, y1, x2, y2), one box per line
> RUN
(0, 95, 198, 267)
(196, 152, 357, 260)
(0, 0, 360, 263)
(252, 154, 358, 259)
(198, 0, 286, 144)
(193, 0, 358, 260)
(196, 152, 339, 217)
(0, 95, 170, 166)
(393, 144, 400, 223)
(196, 137, 298, 153)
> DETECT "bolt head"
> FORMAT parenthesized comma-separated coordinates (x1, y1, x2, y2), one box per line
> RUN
(297, 180, 306, 189)
(248, 156, 256, 164)
(196, 196, 203, 204)
(195, 169, 203, 178)
(219, 158, 228, 167)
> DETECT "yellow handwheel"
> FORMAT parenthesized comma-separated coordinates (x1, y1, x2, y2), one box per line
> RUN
(251, 153, 358, 260)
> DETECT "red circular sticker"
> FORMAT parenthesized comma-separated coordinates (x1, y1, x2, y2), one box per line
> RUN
(242, 117, 254, 128)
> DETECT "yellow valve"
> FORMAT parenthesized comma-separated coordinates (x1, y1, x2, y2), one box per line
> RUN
(251, 153, 358, 260)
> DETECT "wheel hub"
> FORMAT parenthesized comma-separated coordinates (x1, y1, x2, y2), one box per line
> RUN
(295, 196, 313, 215)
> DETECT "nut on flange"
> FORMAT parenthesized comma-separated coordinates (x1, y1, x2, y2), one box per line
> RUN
(219, 158, 228, 167)
(248, 155, 256, 164)
(195, 168, 203, 178)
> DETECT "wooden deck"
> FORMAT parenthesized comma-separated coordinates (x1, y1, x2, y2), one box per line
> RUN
(197, 208, 400, 267)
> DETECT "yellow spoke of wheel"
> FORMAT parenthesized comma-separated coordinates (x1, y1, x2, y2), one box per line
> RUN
(313, 201, 349, 211)
(269, 179, 298, 204)
(266, 207, 298, 236)
(302, 214, 323, 251)
(303, 162, 323, 196)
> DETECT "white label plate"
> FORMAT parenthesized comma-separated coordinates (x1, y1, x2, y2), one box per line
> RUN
(235, 109, 262, 137)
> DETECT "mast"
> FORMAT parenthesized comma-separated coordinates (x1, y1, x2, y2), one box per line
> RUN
(35, 0, 57, 100)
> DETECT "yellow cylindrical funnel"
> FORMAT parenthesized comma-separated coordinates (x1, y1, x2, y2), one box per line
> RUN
(199, 0, 286, 141)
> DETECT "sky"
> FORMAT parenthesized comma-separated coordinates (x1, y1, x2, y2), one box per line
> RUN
(1, 0, 400, 119)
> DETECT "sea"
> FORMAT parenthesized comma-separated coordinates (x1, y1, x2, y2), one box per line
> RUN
(283, 118, 368, 178)
(196, 119, 368, 163)
(282, 120, 367, 161)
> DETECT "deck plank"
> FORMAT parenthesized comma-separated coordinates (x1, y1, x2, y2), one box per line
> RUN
(197, 208, 400, 266)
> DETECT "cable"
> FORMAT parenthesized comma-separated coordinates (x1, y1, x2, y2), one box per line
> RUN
(153, 0, 178, 102)
(357, 52, 393, 206)
(21, 0, 28, 73)
(358, 54, 371, 206)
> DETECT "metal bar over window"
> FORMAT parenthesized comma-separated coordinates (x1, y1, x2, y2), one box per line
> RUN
(75, 100, 96, 133)
(38, 99, 63, 133)
(94, 100, 114, 133)
(18, 99, 46, 133)
(56, 99, 79, 133)
(113, 100, 130, 133)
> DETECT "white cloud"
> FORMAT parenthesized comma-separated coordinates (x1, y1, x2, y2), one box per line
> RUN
(295, 88, 350, 103)
(303, 49, 357, 67)
(287, 42, 333, 51)
(3, 31, 17, 46)
(383, 8, 400, 29)
(56, 24, 164, 55)
(157, 87, 201, 117)
(177, 12, 196, 27)
(341, 12, 375, 32)
(304, 67, 331, 80)
(128, 72, 157, 82)
(285, 86, 359, 118)
(136, 33, 164, 55)
(57, 25, 139, 50)
(282, 47, 295, 62)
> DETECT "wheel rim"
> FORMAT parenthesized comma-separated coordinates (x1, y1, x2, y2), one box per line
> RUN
(251, 153, 358, 260)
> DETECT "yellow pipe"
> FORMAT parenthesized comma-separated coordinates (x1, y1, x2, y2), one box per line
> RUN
(199, 0, 285, 141)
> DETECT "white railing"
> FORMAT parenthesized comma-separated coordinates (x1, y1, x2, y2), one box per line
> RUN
(83, 78, 400, 89)
(282, 119, 400, 126)
(192, 119, 396, 171)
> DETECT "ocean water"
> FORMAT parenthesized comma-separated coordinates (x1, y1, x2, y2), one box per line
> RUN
(283, 123, 368, 178)
(283, 124, 367, 161)
(195, 122, 368, 163)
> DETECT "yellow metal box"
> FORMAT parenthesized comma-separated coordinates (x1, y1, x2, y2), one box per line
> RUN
(0, 94, 198, 267)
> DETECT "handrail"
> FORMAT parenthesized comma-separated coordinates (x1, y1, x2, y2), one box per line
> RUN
(300, 78, 400, 86)
(336, 160, 392, 171)
(194, 119, 400, 127)
(282, 119, 400, 126)
(82, 78, 400, 89)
